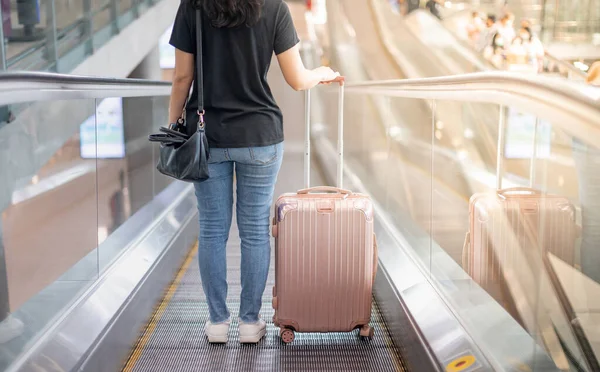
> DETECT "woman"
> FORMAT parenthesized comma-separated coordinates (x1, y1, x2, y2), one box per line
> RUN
(496, 13, 515, 46)
(484, 33, 506, 69)
(507, 35, 526, 63)
(517, 26, 544, 72)
(168, 0, 341, 344)
(466, 11, 483, 45)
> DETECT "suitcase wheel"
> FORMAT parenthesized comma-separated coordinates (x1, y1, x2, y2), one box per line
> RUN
(359, 325, 374, 340)
(280, 328, 295, 344)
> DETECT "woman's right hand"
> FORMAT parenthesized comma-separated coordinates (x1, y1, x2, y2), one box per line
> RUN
(276, 44, 344, 90)
(315, 66, 344, 85)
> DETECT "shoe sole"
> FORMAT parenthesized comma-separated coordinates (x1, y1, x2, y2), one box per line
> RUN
(239, 328, 266, 343)
(0, 322, 24, 344)
(206, 333, 228, 343)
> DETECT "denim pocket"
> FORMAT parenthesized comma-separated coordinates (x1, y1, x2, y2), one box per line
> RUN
(249, 145, 278, 165)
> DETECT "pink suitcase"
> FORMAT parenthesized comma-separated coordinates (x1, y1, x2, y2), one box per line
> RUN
(271, 85, 377, 344)
(463, 117, 579, 322)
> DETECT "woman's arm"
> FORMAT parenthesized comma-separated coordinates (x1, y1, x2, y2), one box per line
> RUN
(276, 44, 343, 91)
(168, 48, 195, 124)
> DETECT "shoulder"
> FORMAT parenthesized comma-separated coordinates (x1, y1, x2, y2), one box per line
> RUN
(171, 0, 195, 21)
(177, 0, 196, 18)
(175, 0, 194, 11)
(262, 0, 287, 17)
(262, 0, 284, 8)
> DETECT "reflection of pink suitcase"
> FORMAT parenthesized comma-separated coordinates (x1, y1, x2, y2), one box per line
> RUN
(464, 188, 578, 318)
(271, 86, 377, 343)
(463, 119, 579, 321)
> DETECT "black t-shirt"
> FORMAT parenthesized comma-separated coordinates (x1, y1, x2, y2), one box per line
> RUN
(169, 0, 299, 148)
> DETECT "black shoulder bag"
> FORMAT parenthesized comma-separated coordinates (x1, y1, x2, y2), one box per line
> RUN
(150, 8, 210, 182)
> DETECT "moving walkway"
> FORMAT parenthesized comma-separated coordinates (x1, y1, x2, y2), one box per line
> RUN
(0, 8, 599, 371)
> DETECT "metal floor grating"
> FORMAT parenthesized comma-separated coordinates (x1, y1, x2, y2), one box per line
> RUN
(123, 237, 407, 372)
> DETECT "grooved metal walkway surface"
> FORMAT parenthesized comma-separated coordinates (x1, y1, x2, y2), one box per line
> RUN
(122, 153, 406, 372)
(123, 239, 406, 372)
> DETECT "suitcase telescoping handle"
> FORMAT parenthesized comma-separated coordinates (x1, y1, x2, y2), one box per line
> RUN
(297, 186, 352, 195)
(497, 187, 543, 199)
(304, 83, 345, 189)
(496, 107, 506, 190)
(498, 187, 542, 196)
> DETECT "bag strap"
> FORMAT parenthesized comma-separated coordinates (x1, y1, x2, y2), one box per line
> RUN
(196, 8, 204, 124)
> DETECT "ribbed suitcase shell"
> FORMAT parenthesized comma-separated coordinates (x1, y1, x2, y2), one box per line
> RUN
(272, 190, 376, 333)
(464, 189, 578, 317)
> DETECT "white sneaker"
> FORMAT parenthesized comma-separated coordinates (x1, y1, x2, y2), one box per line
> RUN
(239, 319, 266, 343)
(204, 319, 230, 343)
(0, 315, 24, 344)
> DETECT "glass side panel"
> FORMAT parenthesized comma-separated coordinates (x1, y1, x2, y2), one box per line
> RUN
(428, 100, 543, 366)
(95, 95, 171, 271)
(427, 98, 600, 370)
(149, 96, 173, 197)
(0, 93, 172, 369)
(0, 0, 160, 73)
(0, 98, 97, 370)
(119, 0, 134, 15)
(547, 120, 600, 370)
(5, 0, 56, 71)
(332, 90, 600, 370)
(92, 0, 114, 34)
(54, 0, 85, 29)
(329, 89, 434, 274)
(382, 96, 434, 270)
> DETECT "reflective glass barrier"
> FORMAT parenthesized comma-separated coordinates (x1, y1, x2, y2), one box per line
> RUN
(315, 81, 600, 370)
(0, 0, 158, 73)
(0, 92, 171, 369)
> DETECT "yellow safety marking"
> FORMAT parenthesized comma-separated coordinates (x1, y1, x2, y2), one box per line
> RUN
(446, 355, 476, 372)
(122, 243, 198, 372)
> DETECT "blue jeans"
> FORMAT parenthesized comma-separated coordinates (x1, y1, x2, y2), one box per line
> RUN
(194, 142, 283, 323)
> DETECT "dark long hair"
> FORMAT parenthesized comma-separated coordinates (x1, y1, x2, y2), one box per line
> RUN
(192, 0, 263, 28)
